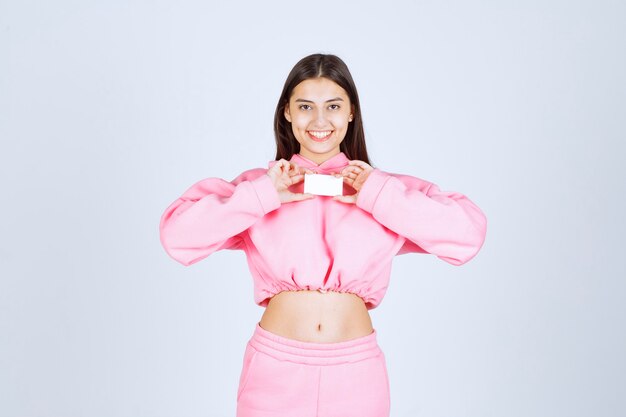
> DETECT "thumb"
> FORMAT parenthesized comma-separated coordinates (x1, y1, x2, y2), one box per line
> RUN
(288, 193, 316, 202)
(332, 195, 356, 204)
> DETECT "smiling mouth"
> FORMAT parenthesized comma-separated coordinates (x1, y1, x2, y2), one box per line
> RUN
(308, 130, 333, 141)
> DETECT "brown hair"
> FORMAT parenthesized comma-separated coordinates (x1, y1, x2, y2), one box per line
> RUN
(273, 53, 372, 165)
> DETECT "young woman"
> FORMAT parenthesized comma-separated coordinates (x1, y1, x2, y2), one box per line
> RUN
(159, 53, 487, 417)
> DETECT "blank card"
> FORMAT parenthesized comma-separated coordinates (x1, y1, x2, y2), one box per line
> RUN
(304, 173, 343, 196)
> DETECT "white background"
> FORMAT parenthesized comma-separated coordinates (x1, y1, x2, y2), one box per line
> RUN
(1, 1, 625, 416)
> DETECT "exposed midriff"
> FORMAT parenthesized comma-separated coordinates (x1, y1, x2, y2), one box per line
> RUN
(259, 289, 374, 343)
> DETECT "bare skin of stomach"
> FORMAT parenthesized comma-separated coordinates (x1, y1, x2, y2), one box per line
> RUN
(259, 290, 374, 343)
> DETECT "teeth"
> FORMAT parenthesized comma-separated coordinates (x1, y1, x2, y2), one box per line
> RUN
(309, 131, 332, 139)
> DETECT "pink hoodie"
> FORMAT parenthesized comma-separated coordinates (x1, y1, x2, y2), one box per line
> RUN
(159, 152, 487, 310)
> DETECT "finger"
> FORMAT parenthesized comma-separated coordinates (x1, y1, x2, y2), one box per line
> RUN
(294, 168, 314, 178)
(332, 195, 356, 204)
(345, 165, 365, 176)
(348, 160, 372, 170)
(276, 159, 290, 172)
(268, 161, 281, 172)
(268, 162, 285, 177)
(290, 193, 316, 201)
(292, 173, 311, 184)
(286, 163, 298, 175)
(338, 175, 349, 183)
(354, 169, 370, 181)
(289, 174, 305, 184)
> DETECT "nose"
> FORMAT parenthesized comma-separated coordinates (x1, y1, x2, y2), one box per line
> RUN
(313, 108, 328, 126)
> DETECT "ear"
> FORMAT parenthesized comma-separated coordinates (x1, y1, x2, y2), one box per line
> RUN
(284, 103, 292, 123)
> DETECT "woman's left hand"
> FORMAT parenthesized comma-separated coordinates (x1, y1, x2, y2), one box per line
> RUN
(332, 160, 374, 204)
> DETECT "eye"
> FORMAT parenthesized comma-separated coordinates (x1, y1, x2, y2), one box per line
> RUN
(298, 104, 312, 110)
(328, 104, 340, 110)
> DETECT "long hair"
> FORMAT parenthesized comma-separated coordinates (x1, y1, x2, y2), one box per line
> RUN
(273, 54, 371, 165)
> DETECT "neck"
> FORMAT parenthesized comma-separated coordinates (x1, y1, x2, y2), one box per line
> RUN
(298, 150, 341, 165)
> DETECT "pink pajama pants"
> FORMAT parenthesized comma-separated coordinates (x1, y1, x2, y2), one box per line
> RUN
(236, 322, 391, 417)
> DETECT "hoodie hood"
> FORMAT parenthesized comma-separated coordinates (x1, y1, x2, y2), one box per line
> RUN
(268, 152, 350, 174)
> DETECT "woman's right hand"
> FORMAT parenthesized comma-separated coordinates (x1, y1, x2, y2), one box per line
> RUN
(266, 159, 316, 203)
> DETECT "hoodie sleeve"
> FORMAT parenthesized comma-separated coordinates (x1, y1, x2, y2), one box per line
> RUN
(159, 169, 281, 266)
(356, 168, 487, 266)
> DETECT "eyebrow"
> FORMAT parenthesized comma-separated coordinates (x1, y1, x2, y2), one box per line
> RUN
(294, 97, 344, 103)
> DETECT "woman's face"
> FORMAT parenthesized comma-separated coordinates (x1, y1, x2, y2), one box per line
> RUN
(284, 77, 354, 164)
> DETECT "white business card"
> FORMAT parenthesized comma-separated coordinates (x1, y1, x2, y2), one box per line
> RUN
(304, 173, 343, 196)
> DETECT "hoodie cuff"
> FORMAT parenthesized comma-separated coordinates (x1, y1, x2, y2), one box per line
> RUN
(250, 174, 281, 214)
(356, 168, 391, 213)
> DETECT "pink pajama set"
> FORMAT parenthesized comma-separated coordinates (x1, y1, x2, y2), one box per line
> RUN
(159, 152, 487, 417)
